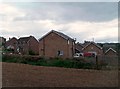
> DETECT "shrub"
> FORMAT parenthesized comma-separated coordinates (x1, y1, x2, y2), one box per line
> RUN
(2, 55, 102, 70)
(29, 50, 35, 55)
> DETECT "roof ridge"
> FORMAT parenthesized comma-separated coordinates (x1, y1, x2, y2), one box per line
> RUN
(18, 36, 32, 42)
(39, 30, 74, 41)
(82, 42, 102, 50)
(105, 47, 116, 53)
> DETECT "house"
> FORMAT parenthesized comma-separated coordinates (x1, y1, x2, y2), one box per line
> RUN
(0, 37, 6, 46)
(0, 37, 6, 51)
(39, 30, 75, 58)
(82, 41, 93, 47)
(5, 37, 18, 53)
(18, 36, 39, 55)
(82, 41, 103, 55)
(105, 48, 117, 56)
(75, 42, 83, 53)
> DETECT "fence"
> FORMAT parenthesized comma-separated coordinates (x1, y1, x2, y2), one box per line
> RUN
(83, 55, 118, 70)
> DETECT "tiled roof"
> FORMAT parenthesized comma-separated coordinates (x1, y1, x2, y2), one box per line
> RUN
(6, 37, 17, 42)
(53, 30, 73, 40)
(39, 30, 74, 41)
(82, 42, 102, 50)
(18, 36, 33, 42)
(76, 42, 84, 47)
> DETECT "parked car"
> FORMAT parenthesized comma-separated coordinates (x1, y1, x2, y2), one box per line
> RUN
(83, 52, 97, 57)
(83, 52, 92, 57)
(74, 53, 83, 58)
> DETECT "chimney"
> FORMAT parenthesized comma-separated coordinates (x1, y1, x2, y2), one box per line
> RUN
(9, 37, 11, 40)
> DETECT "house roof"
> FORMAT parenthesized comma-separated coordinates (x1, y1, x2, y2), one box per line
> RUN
(18, 36, 33, 42)
(0, 37, 6, 43)
(6, 37, 17, 42)
(82, 42, 102, 50)
(76, 42, 84, 47)
(18, 37, 30, 42)
(105, 48, 116, 54)
(82, 41, 92, 47)
(0, 37, 6, 40)
(39, 30, 74, 41)
(75, 48, 81, 52)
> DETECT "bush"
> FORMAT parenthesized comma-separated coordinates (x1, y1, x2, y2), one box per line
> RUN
(29, 50, 36, 55)
(2, 54, 98, 69)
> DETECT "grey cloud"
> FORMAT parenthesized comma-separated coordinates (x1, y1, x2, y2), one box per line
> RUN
(13, 2, 117, 23)
(1, 2, 118, 43)
(96, 37, 118, 43)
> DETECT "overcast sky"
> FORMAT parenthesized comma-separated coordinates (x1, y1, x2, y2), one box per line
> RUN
(0, 2, 118, 43)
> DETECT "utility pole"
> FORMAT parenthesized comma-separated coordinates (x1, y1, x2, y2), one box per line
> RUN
(92, 38, 94, 42)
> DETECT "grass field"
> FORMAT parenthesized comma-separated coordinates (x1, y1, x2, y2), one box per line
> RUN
(2, 62, 118, 87)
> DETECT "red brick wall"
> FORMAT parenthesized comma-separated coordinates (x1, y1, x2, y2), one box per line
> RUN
(105, 50, 117, 56)
(5, 38, 18, 53)
(18, 43, 29, 55)
(0, 37, 6, 45)
(18, 36, 39, 55)
(29, 36, 39, 55)
(39, 32, 74, 58)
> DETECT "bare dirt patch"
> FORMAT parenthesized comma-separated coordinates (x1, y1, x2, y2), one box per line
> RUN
(2, 62, 118, 87)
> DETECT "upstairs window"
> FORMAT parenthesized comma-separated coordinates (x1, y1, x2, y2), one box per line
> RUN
(67, 40, 69, 44)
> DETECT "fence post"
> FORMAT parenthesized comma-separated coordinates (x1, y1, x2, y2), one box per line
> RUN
(96, 55, 99, 70)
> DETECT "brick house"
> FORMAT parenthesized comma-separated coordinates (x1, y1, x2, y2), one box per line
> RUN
(82, 42, 103, 55)
(0, 37, 6, 46)
(18, 36, 39, 55)
(0, 37, 6, 51)
(82, 41, 91, 47)
(105, 48, 117, 56)
(5, 37, 18, 53)
(39, 30, 75, 58)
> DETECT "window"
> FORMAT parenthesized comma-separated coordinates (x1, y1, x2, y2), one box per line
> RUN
(67, 40, 69, 44)
(57, 50, 64, 56)
(91, 47, 93, 49)
(17, 48, 19, 52)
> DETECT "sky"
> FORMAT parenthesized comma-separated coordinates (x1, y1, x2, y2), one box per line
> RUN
(0, 2, 118, 43)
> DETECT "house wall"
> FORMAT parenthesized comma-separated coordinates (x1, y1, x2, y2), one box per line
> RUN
(29, 36, 39, 55)
(105, 50, 117, 56)
(18, 36, 39, 55)
(83, 43, 103, 55)
(75, 44, 83, 53)
(0, 37, 6, 50)
(39, 32, 74, 58)
(66, 40, 75, 58)
(5, 38, 18, 53)
(18, 42, 29, 55)
(0, 37, 6, 45)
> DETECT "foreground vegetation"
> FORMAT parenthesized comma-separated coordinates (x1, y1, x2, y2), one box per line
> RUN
(2, 54, 108, 70)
